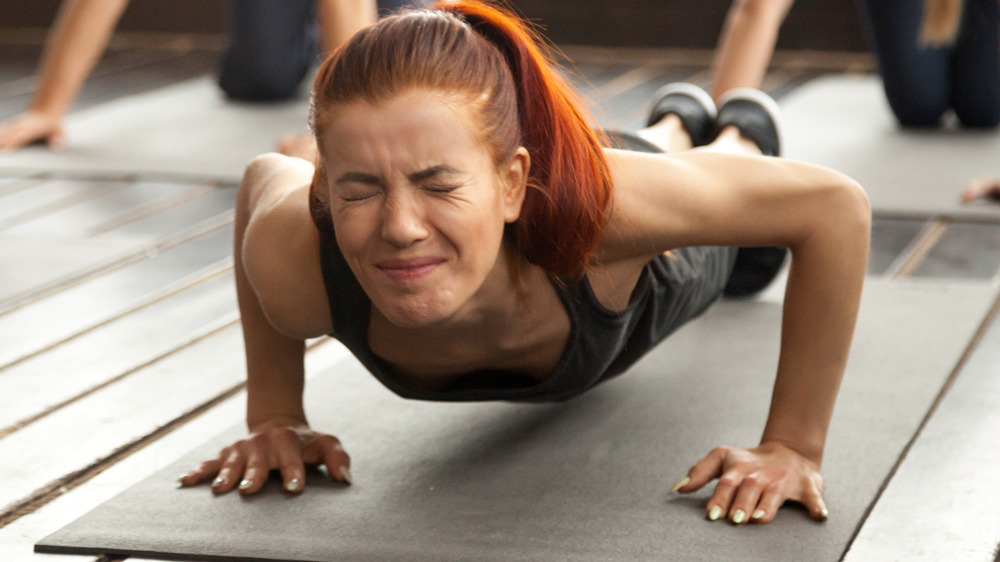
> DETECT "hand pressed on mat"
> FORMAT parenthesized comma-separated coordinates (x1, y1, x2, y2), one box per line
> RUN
(0, 110, 65, 152)
(178, 421, 352, 495)
(961, 177, 1000, 204)
(671, 441, 827, 525)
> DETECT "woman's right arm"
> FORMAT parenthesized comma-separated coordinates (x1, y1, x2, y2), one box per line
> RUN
(0, 0, 129, 150)
(180, 154, 351, 494)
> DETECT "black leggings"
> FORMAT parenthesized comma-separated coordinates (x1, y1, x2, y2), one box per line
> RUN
(217, 0, 426, 102)
(856, 0, 1000, 128)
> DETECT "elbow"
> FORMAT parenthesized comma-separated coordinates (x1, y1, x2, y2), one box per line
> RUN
(241, 153, 289, 190)
(788, 174, 870, 259)
(839, 177, 871, 244)
(237, 153, 314, 214)
(818, 176, 871, 262)
(238, 154, 285, 210)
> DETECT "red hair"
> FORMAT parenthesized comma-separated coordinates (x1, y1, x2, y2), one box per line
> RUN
(309, 0, 612, 277)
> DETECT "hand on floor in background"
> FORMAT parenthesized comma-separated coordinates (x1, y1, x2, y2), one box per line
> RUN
(0, 110, 65, 152)
(277, 132, 319, 162)
(961, 177, 1000, 203)
(177, 423, 352, 495)
(669, 441, 828, 525)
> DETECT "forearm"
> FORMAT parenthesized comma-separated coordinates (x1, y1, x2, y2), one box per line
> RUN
(239, 282, 308, 431)
(31, 0, 130, 116)
(710, 0, 794, 101)
(761, 184, 870, 465)
(234, 174, 308, 431)
(315, 0, 377, 55)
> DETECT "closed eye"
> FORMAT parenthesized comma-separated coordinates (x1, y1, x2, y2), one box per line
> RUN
(340, 192, 378, 202)
(422, 182, 460, 194)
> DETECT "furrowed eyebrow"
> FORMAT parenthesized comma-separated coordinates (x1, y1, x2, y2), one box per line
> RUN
(334, 172, 381, 185)
(334, 165, 461, 185)
(408, 165, 461, 183)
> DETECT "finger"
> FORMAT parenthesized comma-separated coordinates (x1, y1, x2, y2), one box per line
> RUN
(728, 472, 767, 524)
(179, 458, 222, 487)
(317, 435, 351, 485)
(3, 124, 39, 150)
(750, 483, 784, 524)
(801, 483, 829, 522)
(0, 128, 19, 151)
(680, 447, 728, 493)
(706, 467, 745, 522)
(213, 447, 247, 494)
(962, 178, 988, 203)
(237, 435, 272, 495)
(271, 428, 307, 493)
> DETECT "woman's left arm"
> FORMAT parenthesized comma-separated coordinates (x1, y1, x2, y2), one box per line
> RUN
(603, 149, 871, 524)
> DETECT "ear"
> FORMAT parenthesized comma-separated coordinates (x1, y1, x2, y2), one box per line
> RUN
(500, 146, 530, 223)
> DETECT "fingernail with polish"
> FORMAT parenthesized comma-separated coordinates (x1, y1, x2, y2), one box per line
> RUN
(819, 507, 829, 519)
(731, 509, 746, 524)
(285, 478, 302, 492)
(708, 505, 723, 521)
(669, 476, 690, 494)
(212, 476, 225, 487)
(238, 479, 253, 491)
(338, 466, 353, 485)
(752, 509, 766, 520)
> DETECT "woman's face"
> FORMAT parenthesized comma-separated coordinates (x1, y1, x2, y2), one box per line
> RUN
(321, 88, 528, 328)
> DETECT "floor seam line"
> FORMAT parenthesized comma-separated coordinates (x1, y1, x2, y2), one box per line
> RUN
(839, 286, 1000, 560)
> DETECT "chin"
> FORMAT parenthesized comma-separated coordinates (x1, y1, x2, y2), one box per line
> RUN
(376, 297, 455, 329)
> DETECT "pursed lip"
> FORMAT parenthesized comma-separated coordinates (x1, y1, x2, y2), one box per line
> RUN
(375, 256, 446, 281)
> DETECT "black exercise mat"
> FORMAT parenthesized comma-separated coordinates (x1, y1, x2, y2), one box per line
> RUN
(36, 280, 997, 561)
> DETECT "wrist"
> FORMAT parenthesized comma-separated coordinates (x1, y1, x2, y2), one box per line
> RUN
(247, 413, 308, 433)
(26, 100, 67, 121)
(759, 433, 825, 466)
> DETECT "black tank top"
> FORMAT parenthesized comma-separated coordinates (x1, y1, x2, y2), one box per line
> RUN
(317, 234, 733, 403)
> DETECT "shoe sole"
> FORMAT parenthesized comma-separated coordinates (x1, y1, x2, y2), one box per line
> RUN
(648, 82, 718, 123)
(716, 88, 783, 156)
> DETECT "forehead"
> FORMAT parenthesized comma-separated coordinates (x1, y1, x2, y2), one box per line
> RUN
(319, 89, 490, 170)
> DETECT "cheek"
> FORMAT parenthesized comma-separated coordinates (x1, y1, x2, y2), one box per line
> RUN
(443, 198, 506, 249)
(331, 208, 375, 255)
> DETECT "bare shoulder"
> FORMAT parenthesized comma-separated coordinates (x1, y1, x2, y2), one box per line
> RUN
(597, 147, 868, 263)
(595, 148, 704, 266)
(240, 153, 332, 339)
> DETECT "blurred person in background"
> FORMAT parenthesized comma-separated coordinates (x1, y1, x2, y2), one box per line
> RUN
(708, 0, 1000, 202)
(0, 0, 422, 154)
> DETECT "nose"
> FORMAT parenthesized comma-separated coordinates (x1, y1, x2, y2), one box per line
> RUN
(380, 189, 429, 248)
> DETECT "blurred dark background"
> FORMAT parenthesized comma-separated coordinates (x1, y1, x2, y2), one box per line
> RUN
(0, 0, 868, 51)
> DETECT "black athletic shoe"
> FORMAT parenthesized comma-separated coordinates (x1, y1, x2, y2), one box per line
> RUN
(715, 87, 782, 157)
(715, 88, 788, 297)
(646, 82, 718, 147)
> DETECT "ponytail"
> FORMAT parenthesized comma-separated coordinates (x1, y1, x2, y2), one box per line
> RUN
(436, 0, 613, 277)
